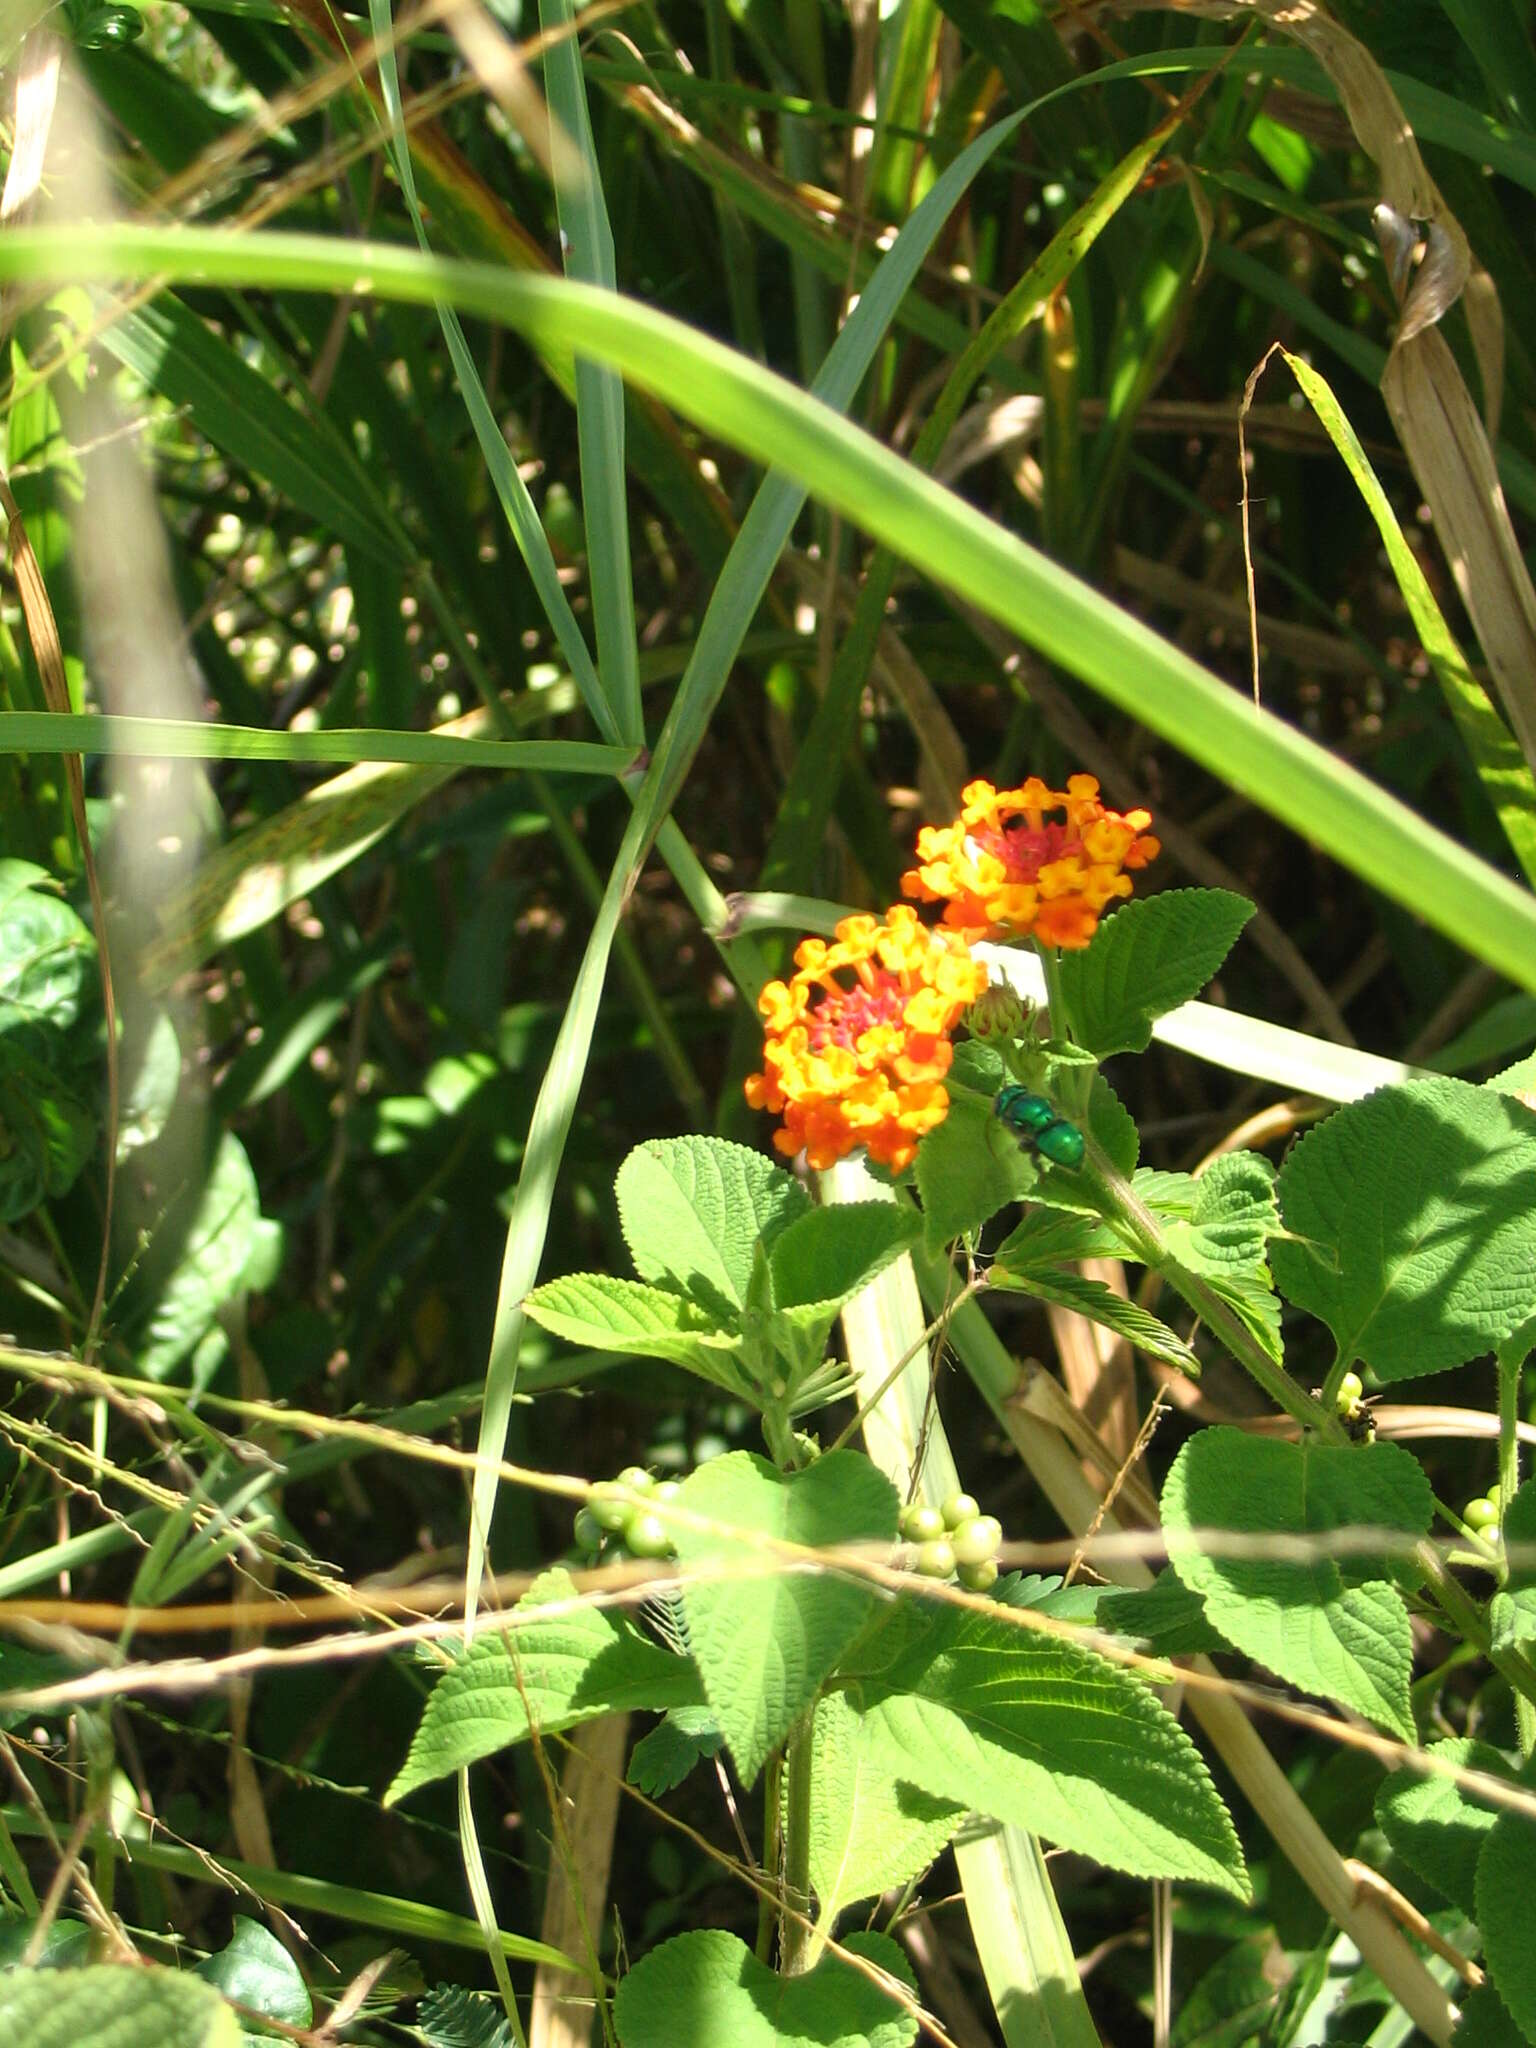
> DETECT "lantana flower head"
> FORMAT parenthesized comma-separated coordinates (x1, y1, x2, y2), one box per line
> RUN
(744, 903, 988, 1172)
(902, 775, 1160, 948)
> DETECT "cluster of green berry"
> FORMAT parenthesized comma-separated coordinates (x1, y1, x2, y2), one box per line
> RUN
(574, 1468, 680, 1561)
(898, 1492, 1005, 1593)
(1464, 1484, 1503, 1540)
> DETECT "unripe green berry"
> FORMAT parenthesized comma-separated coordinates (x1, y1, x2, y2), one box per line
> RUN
(914, 1539, 956, 1579)
(624, 1510, 674, 1558)
(573, 1507, 604, 1555)
(1335, 1371, 1364, 1411)
(1464, 1496, 1500, 1534)
(1487, 1483, 1502, 1508)
(652, 1479, 681, 1503)
(957, 1559, 999, 1594)
(941, 1491, 981, 1531)
(588, 1484, 631, 1532)
(617, 1465, 654, 1495)
(901, 1505, 948, 1544)
(951, 1515, 1003, 1567)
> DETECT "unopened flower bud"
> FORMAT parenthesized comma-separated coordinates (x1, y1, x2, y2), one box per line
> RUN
(966, 986, 1029, 1042)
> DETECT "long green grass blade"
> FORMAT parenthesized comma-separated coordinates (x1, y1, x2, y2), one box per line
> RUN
(15, 225, 1536, 994)
(541, 0, 642, 741)
(0, 711, 632, 772)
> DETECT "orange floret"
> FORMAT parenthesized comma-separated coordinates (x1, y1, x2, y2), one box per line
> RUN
(902, 775, 1160, 948)
(744, 904, 988, 1173)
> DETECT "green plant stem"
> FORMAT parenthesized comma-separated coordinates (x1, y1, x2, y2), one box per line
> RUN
(1499, 1342, 1525, 1520)
(780, 1715, 815, 1975)
(1319, 1346, 1353, 1413)
(756, 1749, 783, 1965)
(1416, 1542, 1536, 1721)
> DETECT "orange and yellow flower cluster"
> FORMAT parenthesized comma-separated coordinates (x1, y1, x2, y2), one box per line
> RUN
(745, 775, 1158, 1170)
(903, 775, 1160, 949)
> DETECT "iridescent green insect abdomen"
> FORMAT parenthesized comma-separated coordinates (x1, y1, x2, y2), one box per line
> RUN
(993, 1086, 1085, 1169)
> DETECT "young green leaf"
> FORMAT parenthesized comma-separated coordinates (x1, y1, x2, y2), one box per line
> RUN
(612, 1928, 917, 2048)
(671, 1451, 898, 1785)
(1055, 890, 1254, 1058)
(1163, 1431, 1433, 1738)
(626, 1706, 724, 1798)
(195, 1917, 312, 2032)
(767, 1202, 922, 1321)
(804, 1690, 961, 1921)
(615, 1137, 810, 1315)
(1096, 1570, 1226, 1657)
(387, 1569, 703, 1805)
(852, 1608, 1248, 1897)
(415, 1984, 515, 2048)
(0, 858, 95, 1051)
(1271, 1078, 1536, 1380)
(1156, 1153, 1279, 1279)
(521, 1273, 751, 1395)
(1086, 1071, 1139, 1176)
(1376, 1739, 1515, 1919)
(915, 1091, 1035, 1251)
(0, 1966, 240, 2048)
(988, 1264, 1201, 1376)
(128, 1131, 262, 1382)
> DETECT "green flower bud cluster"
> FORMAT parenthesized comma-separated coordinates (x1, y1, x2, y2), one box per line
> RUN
(574, 1467, 681, 1563)
(898, 1490, 1005, 1594)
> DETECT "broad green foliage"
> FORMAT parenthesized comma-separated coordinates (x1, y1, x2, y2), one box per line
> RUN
(1490, 1478, 1536, 1655)
(387, 1568, 703, 1804)
(0, 860, 97, 1221)
(0, 1965, 240, 2048)
(414, 1984, 515, 2048)
(1054, 889, 1254, 1058)
(804, 1691, 961, 1920)
(1163, 1430, 1433, 1737)
(1271, 1079, 1536, 1380)
(0, 860, 94, 1046)
(626, 1706, 724, 1797)
(1451, 1984, 1529, 2048)
(123, 1130, 265, 1383)
(844, 1604, 1248, 1897)
(612, 1929, 918, 2048)
(1376, 1740, 1513, 1919)
(1096, 1570, 1228, 1658)
(671, 1451, 897, 1784)
(915, 1088, 1036, 1251)
(1477, 1809, 1536, 2046)
(527, 1140, 918, 1411)
(195, 1918, 312, 2040)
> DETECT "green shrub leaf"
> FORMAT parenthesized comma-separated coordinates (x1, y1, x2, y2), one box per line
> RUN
(1096, 1570, 1227, 1657)
(672, 1451, 897, 1784)
(613, 1928, 916, 2048)
(854, 1607, 1248, 1897)
(1271, 1079, 1536, 1380)
(915, 1091, 1035, 1251)
(768, 1203, 921, 1322)
(1156, 1153, 1278, 1279)
(1477, 1807, 1536, 2046)
(1490, 1477, 1536, 1655)
(989, 1263, 1201, 1375)
(522, 1273, 750, 1394)
(128, 1131, 262, 1382)
(1055, 890, 1254, 1058)
(615, 1137, 809, 1314)
(804, 1690, 961, 1919)
(0, 1965, 240, 2048)
(626, 1706, 723, 1797)
(195, 1917, 312, 2032)
(387, 1569, 703, 1803)
(0, 859, 95, 1052)
(1452, 1983, 1530, 2048)
(1163, 1431, 1432, 1737)
(1375, 1739, 1514, 1917)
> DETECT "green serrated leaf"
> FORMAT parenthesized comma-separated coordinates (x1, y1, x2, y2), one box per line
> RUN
(1168, 1940, 1276, 2048)
(988, 1263, 1200, 1374)
(854, 1606, 1248, 1897)
(415, 1983, 515, 2048)
(805, 1690, 961, 1919)
(1452, 1982, 1530, 2048)
(195, 1917, 312, 2032)
(1055, 890, 1254, 1058)
(991, 1207, 1123, 1271)
(0, 859, 94, 1053)
(613, 1928, 917, 2048)
(521, 1273, 750, 1395)
(0, 1040, 95, 1223)
(768, 1202, 921, 1320)
(626, 1707, 723, 1797)
(1271, 1078, 1536, 1381)
(0, 1965, 241, 2048)
(1491, 1478, 1536, 1654)
(1086, 1072, 1139, 1176)
(615, 1137, 810, 1316)
(915, 1092, 1034, 1252)
(1376, 1739, 1514, 1918)
(1478, 1807, 1536, 2047)
(1160, 1153, 1278, 1278)
(1096, 1570, 1226, 1657)
(1163, 1430, 1432, 1738)
(672, 1451, 897, 1785)
(387, 1569, 703, 1804)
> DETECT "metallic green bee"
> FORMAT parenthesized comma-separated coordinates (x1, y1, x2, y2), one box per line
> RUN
(993, 1084, 1085, 1169)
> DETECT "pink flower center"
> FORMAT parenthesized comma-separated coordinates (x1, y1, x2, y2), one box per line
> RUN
(806, 975, 905, 1052)
(976, 818, 1082, 883)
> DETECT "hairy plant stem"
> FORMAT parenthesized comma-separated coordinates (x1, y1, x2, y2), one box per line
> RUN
(1498, 1343, 1536, 1754)
(780, 1714, 815, 1975)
